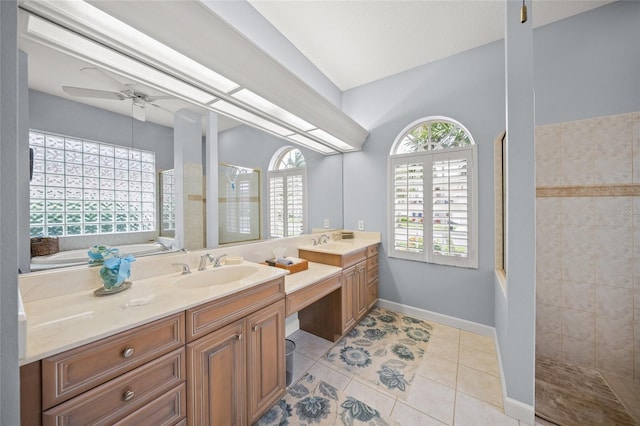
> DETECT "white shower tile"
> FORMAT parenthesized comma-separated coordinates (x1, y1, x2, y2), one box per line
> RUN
(595, 197, 633, 227)
(537, 277, 562, 307)
(536, 197, 563, 225)
(595, 226, 634, 258)
(561, 120, 596, 186)
(596, 316, 633, 351)
(537, 223, 562, 248)
(536, 124, 563, 187)
(537, 243, 562, 280)
(562, 252, 595, 283)
(595, 286, 633, 321)
(562, 197, 595, 226)
(596, 344, 634, 378)
(562, 309, 595, 342)
(561, 225, 597, 256)
(561, 335, 595, 368)
(593, 115, 633, 185)
(595, 255, 634, 288)
(536, 303, 563, 335)
(536, 331, 562, 359)
(562, 281, 594, 312)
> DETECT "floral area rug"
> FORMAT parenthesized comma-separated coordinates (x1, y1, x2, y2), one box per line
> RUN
(323, 307, 433, 399)
(255, 373, 396, 426)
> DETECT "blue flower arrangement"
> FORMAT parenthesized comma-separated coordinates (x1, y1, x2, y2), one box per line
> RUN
(99, 254, 135, 290)
(87, 245, 120, 264)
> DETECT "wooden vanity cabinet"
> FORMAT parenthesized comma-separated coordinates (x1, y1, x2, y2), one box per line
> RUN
(185, 278, 286, 426)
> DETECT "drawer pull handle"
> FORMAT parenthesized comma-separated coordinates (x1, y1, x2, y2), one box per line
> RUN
(123, 390, 135, 402)
(252, 325, 260, 332)
(122, 347, 135, 358)
(236, 333, 243, 340)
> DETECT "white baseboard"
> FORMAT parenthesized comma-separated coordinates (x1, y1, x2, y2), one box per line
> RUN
(377, 298, 535, 424)
(377, 298, 495, 336)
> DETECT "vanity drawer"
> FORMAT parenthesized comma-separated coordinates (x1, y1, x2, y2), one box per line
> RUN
(367, 255, 379, 271)
(43, 347, 185, 426)
(42, 312, 185, 409)
(113, 382, 186, 426)
(186, 277, 284, 342)
(366, 244, 379, 258)
(286, 273, 341, 316)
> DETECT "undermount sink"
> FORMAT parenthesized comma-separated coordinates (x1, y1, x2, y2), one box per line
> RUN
(173, 264, 260, 289)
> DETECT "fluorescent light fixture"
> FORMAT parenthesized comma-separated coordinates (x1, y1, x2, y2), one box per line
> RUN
(36, 0, 240, 94)
(288, 134, 336, 154)
(231, 89, 316, 132)
(211, 101, 294, 136)
(25, 13, 217, 105)
(308, 129, 354, 151)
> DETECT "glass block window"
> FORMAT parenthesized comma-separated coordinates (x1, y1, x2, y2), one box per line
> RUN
(268, 147, 307, 238)
(29, 130, 156, 237)
(389, 117, 477, 268)
(160, 169, 175, 233)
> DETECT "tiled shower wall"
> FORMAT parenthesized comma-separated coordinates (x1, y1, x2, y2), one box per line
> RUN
(535, 112, 640, 378)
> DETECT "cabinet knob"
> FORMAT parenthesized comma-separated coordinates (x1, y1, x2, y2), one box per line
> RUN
(122, 347, 135, 358)
(123, 390, 135, 402)
(252, 325, 260, 332)
(236, 333, 243, 340)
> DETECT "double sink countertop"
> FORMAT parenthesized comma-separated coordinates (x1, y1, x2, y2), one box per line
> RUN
(19, 236, 379, 365)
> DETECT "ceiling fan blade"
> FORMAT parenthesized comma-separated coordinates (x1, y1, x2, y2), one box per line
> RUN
(62, 86, 124, 100)
(131, 103, 146, 122)
(80, 67, 131, 92)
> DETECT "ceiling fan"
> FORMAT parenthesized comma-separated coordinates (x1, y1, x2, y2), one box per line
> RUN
(62, 67, 174, 122)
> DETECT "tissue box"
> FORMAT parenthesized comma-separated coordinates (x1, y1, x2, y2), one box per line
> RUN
(266, 258, 308, 274)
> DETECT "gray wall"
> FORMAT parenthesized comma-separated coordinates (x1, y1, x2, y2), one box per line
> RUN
(218, 124, 344, 237)
(342, 39, 505, 326)
(28, 90, 175, 170)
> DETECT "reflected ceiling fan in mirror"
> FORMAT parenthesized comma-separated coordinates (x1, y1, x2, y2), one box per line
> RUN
(62, 67, 174, 122)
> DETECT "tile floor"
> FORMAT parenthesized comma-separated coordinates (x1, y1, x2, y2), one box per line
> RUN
(285, 317, 533, 425)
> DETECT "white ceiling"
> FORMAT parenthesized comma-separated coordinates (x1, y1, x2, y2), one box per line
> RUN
(249, 0, 617, 90)
(20, 0, 616, 129)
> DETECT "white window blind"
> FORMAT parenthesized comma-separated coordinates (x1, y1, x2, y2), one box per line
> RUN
(389, 146, 477, 268)
(268, 168, 306, 238)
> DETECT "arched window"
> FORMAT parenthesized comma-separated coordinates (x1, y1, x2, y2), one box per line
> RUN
(268, 147, 307, 238)
(389, 117, 478, 268)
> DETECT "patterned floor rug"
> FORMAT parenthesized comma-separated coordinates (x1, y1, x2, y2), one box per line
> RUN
(322, 307, 433, 400)
(535, 355, 637, 426)
(255, 373, 396, 426)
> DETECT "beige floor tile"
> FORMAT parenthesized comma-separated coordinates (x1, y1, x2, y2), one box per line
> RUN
(391, 401, 447, 425)
(290, 352, 314, 385)
(425, 336, 460, 362)
(306, 362, 353, 391)
(288, 330, 334, 360)
(429, 323, 461, 343)
(453, 392, 517, 426)
(458, 344, 500, 377)
(405, 375, 455, 425)
(457, 365, 503, 408)
(416, 353, 458, 388)
(344, 377, 397, 417)
(460, 331, 496, 355)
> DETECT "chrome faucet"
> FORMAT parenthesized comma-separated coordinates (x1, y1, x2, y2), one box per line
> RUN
(198, 254, 215, 271)
(319, 234, 330, 244)
(212, 254, 228, 267)
(172, 263, 191, 275)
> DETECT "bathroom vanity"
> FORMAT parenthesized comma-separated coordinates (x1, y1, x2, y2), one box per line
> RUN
(19, 233, 380, 425)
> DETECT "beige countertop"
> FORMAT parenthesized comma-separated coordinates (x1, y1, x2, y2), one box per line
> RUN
(20, 261, 287, 365)
(284, 262, 342, 295)
(297, 239, 378, 256)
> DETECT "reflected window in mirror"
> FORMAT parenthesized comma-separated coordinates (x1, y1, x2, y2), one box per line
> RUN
(268, 147, 307, 238)
(219, 164, 261, 244)
(160, 169, 175, 236)
(29, 130, 156, 237)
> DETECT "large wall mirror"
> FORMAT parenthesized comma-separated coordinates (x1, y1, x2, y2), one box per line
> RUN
(19, 28, 343, 271)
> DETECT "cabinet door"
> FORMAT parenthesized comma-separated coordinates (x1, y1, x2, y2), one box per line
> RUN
(355, 261, 368, 321)
(342, 266, 357, 333)
(186, 320, 246, 426)
(247, 300, 286, 424)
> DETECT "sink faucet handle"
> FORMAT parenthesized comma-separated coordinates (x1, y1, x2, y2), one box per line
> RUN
(172, 263, 191, 275)
(213, 254, 228, 267)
